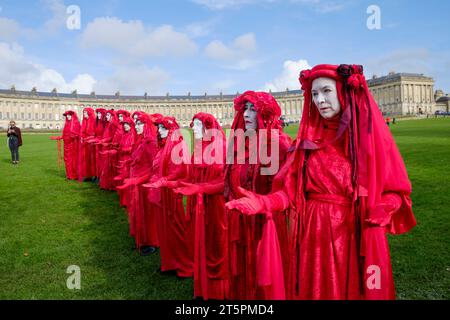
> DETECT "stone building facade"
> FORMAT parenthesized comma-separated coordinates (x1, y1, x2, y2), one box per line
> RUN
(0, 71, 446, 130)
(0, 88, 304, 130)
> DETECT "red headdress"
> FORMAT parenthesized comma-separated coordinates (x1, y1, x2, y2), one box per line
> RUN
(81, 107, 96, 137)
(62, 110, 81, 138)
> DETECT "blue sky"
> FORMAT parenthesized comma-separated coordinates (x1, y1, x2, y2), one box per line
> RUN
(0, 0, 449, 95)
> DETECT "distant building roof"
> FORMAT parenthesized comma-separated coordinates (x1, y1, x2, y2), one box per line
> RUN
(367, 72, 434, 86)
(436, 96, 450, 103)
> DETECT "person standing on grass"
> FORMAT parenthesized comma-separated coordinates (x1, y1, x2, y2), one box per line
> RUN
(7, 120, 23, 165)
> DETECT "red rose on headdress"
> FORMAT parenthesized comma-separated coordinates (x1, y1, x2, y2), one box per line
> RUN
(299, 69, 312, 91)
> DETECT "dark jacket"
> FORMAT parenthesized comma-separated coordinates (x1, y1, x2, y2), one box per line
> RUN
(7, 126, 23, 146)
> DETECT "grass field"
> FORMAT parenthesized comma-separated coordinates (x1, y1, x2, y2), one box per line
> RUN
(0, 118, 449, 300)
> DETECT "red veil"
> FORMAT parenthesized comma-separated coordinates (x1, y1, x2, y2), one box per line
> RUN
(225, 91, 292, 300)
(281, 64, 416, 299)
(186, 112, 228, 300)
(78, 107, 96, 181)
(61, 110, 81, 180)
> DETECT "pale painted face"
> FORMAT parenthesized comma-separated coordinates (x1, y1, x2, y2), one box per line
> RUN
(123, 123, 131, 132)
(133, 114, 139, 123)
(97, 112, 102, 120)
(118, 114, 124, 122)
(243, 102, 258, 130)
(83, 111, 89, 119)
(192, 118, 203, 139)
(158, 124, 169, 139)
(311, 77, 341, 119)
(67, 114, 72, 121)
(106, 113, 112, 121)
(135, 121, 144, 135)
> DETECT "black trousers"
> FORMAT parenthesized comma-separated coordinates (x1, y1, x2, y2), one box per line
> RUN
(8, 136, 19, 162)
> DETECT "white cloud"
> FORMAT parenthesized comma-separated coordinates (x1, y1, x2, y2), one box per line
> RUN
(42, 0, 68, 33)
(0, 42, 96, 93)
(94, 66, 170, 95)
(264, 59, 311, 91)
(205, 33, 258, 70)
(185, 19, 218, 38)
(0, 18, 22, 41)
(81, 17, 198, 58)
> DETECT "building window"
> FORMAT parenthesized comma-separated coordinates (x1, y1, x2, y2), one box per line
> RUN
(7, 112, 10, 119)
(21, 112, 24, 120)
(35, 113, 39, 120)
(49, 113, 52, 120)
(0, 112, 2, 119)
(28, 113, 31, 120)
(42, 113, 45, 120)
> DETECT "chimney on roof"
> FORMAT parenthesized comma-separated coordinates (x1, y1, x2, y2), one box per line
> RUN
(166, 92, 170, 97)
(31, 87, 37, 95)
(372, 75, 377, 79)
(72, 90, 78, 97)
(90, 91, 96, 97)
(115, 91, 120, 97)
(388, 71, 395, 76)
(52, 88, 58, 96)
(144, 92, 148, 99)
(10, 85, 16, 94)
(187, 91, 191, 97)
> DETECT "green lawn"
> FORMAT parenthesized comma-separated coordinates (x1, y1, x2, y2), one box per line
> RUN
(0, 118, 449, 299)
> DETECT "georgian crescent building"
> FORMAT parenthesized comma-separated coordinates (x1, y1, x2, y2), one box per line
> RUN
(0, 71, 447, 130)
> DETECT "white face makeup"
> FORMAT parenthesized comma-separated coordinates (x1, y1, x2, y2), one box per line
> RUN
(243, 102, 258, 130)
(67, 114, 72, 121)
(97, 112, 102, 120)
(133, 114, 139, 123)
(135, 121, 144, 135)
(118, 114, 124, 122)
(83, 111, 89, 119)
(311, 77, 341, 119)
(123, 123, 131, 132)
(158, 124, 169, 139)
(192, 118, 203, 139)
(106, 113, 112, 121)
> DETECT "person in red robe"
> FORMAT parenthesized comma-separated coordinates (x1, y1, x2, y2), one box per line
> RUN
(97, 110, 120, 190)
(170, 112, 229, 300)
(223, 91, 292, 300)
(143, 116, 193, 278)
(113, 116, 137, 207)
(98, 110, 124, 190)
(226, 64, 416, 300)
(78, 107, 96, 181)
(85, 108, 106, 183)
(116, 113, 160, 255)
(55, 110, 81, 180)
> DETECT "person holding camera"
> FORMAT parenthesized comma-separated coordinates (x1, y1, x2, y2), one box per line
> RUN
(7, 121, 23, 165)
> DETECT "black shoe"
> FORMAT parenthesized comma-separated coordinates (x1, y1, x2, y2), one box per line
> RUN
(140, 246, 157, 256)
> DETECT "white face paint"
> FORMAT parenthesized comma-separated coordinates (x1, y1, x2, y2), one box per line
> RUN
(135, 121, 144, 135)
(106, 113, 112, 121)
(243, 102, 258, 130)
(67, 114, 72, 121)
(123, 123, 131, 132)
(83, 111, 89, 119)
(158, 124, 169, 139)
(192, 118, 203, 139)
(119, 114, 124, 122)
(311, 77, 341, 119)
(133, 114, 139, 123)
(97, 112, 102, 120)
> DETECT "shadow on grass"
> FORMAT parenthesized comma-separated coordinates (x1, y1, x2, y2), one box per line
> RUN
(75, 178, 193, 299)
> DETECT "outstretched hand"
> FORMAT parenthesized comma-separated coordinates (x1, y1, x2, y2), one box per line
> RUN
(142, 178, 167, 189)
(174, 181, 202, 196)
(225, 187, 265, 215)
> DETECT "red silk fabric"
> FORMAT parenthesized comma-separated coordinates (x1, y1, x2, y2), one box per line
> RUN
(78, 108, 96, 180)
(61, 110, 81, 180)
(225, 91, 292, 300)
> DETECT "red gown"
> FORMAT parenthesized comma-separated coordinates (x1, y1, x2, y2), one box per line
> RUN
(87, 108, 106, 178)
(147, 117, 193, 277)
(184, 113, 229, 300)
(61, 111, 81, 180)
(225, 91, 291, 300)
(98, 112, 119, 190)
(78, 108, 96, 180)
